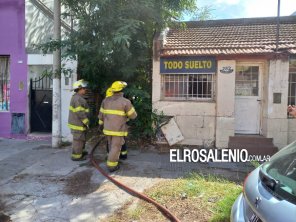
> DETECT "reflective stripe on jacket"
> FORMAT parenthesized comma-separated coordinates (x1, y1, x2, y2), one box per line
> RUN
(68, 93, 89, 132)
(98, 92, 137, 136)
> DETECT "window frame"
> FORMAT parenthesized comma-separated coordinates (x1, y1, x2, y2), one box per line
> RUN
(235, 65, 260, 97)
(288, 56, 296, 118)
(0, 56, 10, 112)
(161, 73, 216, 101)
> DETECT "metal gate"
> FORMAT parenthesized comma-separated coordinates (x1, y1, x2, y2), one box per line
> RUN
(30, 75, 52, 132)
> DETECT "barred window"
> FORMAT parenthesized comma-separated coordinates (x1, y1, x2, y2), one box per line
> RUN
(288, 57, 296, 108)
(161, 74, 215, 101)
(0, 56, 10, 111)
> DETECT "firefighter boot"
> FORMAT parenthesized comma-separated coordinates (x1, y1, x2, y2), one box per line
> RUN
(119, 143, 127, 160)
(71, 152, 88, 161)
(108, 164, 120, 172)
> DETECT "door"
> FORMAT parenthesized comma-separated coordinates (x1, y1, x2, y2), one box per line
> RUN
(30, 76, 52, 132)
(235, 64, 261, 134)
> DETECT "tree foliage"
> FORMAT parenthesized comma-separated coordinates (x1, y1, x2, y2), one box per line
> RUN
(54, 0, 197, 91)
(40, 0, 202, 138)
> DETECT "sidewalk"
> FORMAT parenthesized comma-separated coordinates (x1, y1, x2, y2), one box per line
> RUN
(0, 138, 249, 222)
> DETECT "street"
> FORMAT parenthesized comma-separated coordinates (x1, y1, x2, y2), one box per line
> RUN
(0, 138, 250, 222)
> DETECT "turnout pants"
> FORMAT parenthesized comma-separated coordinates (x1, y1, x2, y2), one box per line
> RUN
(106, 138, 128, 159)
(106, 136, 124, 170)
(71, 131, 86, 159)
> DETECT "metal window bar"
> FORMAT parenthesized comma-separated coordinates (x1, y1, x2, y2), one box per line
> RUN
(162, 74, 215, 101)
(1, 59, 3, 110)
(288, 72, 296, 118)
(5, 59, 8, 109)
(201, 75, 204, 98)
(31, 75, 52, 90)
(288, 57, 296, 118)
(0, 56, 10, 111)
(288, 72, 296, 105)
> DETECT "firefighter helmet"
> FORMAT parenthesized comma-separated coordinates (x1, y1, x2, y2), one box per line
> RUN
(106, 87, 113, 97)
(110, 81, 127, 92)
(73, 79, 88, 90)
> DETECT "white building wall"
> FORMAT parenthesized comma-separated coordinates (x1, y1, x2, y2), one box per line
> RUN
(27, 54, 77, 142)
(152, 40, 216, 147)
(152, 56, 161, 103)
(261, 61, 269, 137)
(215, 60, 236, 148)
(152, 33, 292, 148)
(265, 59, 289, 148)
(153, 101, 216, 146)
(61, 60, 77, 142)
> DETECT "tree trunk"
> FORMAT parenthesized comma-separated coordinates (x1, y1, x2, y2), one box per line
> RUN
(52, 0, 61, 147)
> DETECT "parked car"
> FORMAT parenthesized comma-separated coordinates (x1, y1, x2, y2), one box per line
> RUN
(231, 141, 296, 222)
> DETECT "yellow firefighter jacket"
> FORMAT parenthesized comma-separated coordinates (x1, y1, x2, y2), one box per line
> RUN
(68, 93, 89, 132)
(98, 92, 137, 136)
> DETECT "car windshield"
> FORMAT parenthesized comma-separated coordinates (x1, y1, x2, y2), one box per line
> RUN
(260, 141, 296, 204)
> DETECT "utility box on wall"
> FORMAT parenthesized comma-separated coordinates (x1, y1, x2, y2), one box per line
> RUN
(161, 118, 184, 146)
(11, 113, 25, 134)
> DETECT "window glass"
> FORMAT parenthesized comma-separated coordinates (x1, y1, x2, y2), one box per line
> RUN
(0, 56, 10, 111)
(288, 57, 296, 112)
(162, 74, 215, 101)
(235, 65, 259, 96)
(289, 59, 296, 72)
(261, 141, 296, 204)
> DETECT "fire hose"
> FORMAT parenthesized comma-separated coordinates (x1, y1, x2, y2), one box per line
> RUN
(89, 136, 181, 222)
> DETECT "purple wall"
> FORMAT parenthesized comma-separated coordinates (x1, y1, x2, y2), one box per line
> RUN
(0, 0, 27, 138)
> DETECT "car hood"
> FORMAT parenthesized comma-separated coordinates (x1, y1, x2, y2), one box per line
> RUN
(244, 168, 296, 222)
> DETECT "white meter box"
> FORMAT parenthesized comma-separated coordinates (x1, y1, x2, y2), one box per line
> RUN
(160, 118, 184, 146)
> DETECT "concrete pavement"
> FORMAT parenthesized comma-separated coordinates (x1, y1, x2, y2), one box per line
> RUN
(0, 138, 250, 222)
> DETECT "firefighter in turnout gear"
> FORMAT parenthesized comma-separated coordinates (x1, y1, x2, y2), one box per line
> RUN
(68, 79, 89, 161)
(98, 81, 137, 172)
(104, 87, 128, 160)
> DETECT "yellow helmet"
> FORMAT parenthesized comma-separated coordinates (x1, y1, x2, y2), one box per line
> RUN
(105, 87, 113, 97)
(73, 79, 88, 90)
(110, 81, 127, 92)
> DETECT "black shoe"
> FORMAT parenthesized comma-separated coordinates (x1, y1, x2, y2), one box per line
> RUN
(71, 156, 87, 161)
(108, 165, 120, 172)
(119, 155, 127, 160)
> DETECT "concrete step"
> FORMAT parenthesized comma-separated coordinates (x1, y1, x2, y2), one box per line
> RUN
(228, 135, 278, 156)
(229, 146, 278, 155)
(229, 136, 273, 145)
(228, 143, 277, 149)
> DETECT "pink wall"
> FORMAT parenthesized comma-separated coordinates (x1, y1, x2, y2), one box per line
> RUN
(0, 0, 27, 137)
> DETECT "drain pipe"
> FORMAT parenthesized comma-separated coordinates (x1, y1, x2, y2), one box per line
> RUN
(276, 0, 281, 52)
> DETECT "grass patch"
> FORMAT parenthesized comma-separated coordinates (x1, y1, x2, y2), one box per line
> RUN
(127, 205, 145, 220)
(103, 173, 242, 222)
(210, 185, 242, 222)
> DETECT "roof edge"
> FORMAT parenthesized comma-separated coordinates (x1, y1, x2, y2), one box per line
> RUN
(182, 16, 296, 28)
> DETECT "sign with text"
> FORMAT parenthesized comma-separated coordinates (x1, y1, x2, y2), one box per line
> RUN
(160, 56, 216, 74)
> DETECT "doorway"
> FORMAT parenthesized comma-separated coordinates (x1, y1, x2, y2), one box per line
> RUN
(30, 75, 52, 132)
(235, 64, 262, 134)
